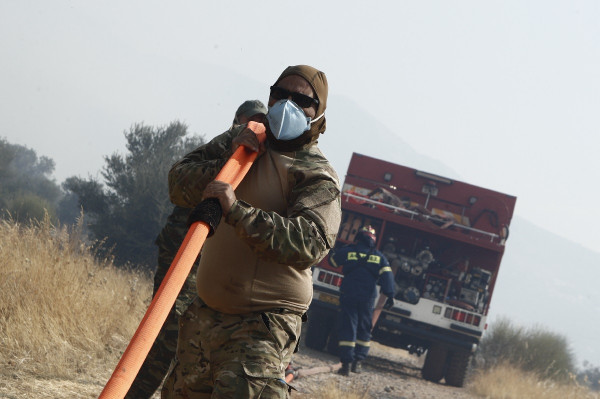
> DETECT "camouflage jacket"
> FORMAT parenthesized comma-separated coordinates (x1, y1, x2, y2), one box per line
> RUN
(168, 125, 342, 313)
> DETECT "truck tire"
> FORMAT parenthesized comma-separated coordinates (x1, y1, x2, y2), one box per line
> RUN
(421, 344, 448, 383)
(445, 349, 471, 387)
(304, 307, 333, 351)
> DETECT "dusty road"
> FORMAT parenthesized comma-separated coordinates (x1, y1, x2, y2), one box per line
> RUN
(290, 342, 479, 399)
(0, 343, 479, 399)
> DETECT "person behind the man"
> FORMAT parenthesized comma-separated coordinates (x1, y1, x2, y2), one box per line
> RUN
(161, 65, 342, 399)
(329, 225, 395, 376)
(230, 99, 268, 128)
(125, 100, 267, 399)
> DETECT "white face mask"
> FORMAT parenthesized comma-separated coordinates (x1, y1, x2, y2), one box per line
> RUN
(266, 100, 324, 141)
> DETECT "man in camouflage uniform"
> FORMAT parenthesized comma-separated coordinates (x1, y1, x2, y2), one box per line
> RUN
(162, 65, 342, 398)
(125, 100, 267, 399)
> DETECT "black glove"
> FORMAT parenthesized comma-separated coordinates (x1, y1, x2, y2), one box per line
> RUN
(187, 198, 222, 237)
(383, 296, 395, 310)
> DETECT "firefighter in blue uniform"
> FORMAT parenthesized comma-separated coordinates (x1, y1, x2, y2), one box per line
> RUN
(329, 225, 395, 376)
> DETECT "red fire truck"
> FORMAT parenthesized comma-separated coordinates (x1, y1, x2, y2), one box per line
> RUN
(304, 153, 516, 387)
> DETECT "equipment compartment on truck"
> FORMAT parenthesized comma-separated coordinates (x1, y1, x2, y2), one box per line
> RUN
(306, 153, 516, 387)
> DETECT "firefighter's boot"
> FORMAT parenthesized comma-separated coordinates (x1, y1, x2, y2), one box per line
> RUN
(337, 362, 350, 376)
(351, 360, 362, 373)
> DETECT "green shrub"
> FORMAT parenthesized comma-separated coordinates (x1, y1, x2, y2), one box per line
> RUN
(477, 316, 575, 381)
(2, 193, 58, 225)
(578, 362, 600, 392)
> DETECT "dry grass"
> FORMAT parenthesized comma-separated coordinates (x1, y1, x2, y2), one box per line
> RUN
(469, 362, 599, 399)
(0, 216, 152, 398)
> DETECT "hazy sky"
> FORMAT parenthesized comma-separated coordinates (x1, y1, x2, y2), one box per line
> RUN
(1, 0, 599, 258)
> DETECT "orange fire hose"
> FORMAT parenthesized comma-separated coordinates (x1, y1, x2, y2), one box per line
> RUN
(98, 122, 266, 399)
(284, 363, 342, 383)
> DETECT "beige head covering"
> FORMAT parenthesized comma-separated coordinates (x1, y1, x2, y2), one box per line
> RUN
(268, 65, 328, 151)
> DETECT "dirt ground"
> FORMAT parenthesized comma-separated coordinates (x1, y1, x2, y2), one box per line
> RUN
(0, 343, 479, 399)
(289, 342, 479, 399)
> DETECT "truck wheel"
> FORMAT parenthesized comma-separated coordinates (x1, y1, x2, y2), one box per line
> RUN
(421, 343, 448, 383)
(445, 349, 471, 387)
(304, 307, 333, 351)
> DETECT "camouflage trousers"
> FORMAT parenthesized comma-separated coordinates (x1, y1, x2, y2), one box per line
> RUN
(125, 250, 199, 399)
(161, 297, 302, 399)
